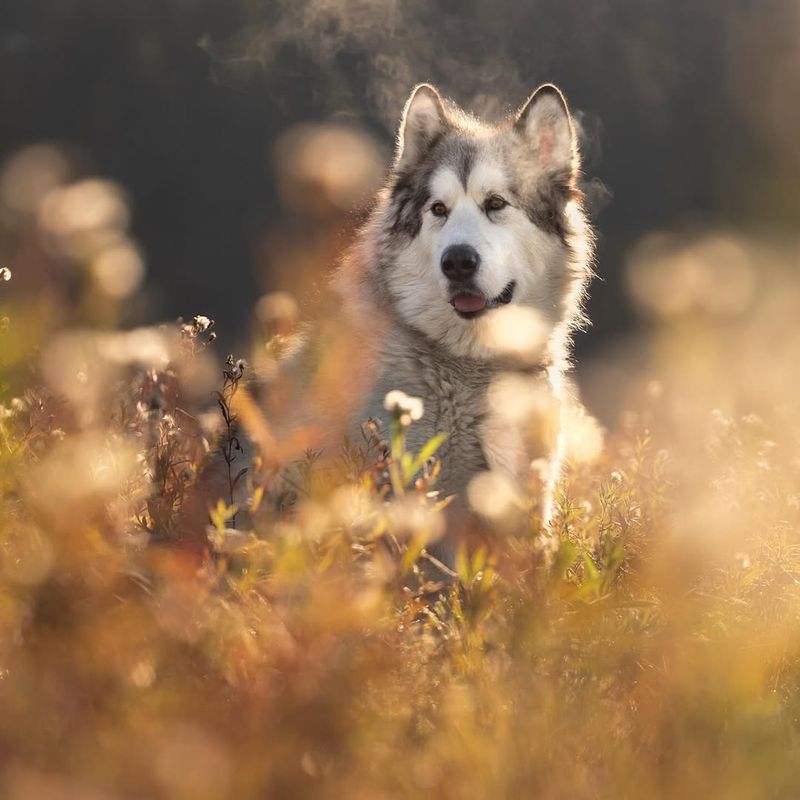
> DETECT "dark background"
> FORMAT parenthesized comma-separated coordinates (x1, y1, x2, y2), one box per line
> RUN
(1, 0, 798, 361)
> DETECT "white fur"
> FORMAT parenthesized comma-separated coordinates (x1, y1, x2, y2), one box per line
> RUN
(291, 83, 595, 532)
(383, 151, 569, 362)
(396, 84, 446, 171)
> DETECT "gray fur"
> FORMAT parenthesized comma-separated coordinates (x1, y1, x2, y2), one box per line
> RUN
(390, 133, 478, 239)
(354, 320, 555, 499)
(268, 82, 594, 526)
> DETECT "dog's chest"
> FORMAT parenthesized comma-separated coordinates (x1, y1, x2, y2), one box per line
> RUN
(358, 331, 538, 497)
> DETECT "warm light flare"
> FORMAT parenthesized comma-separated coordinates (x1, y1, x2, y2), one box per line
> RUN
(626, 232, 757, 319)
(39, 178, 131, 255)
(478, 304, 549, 364)
(90, 241, 145, 299)
(0, 144, 71, 218)
(274, 123, 385, 215)
(467, 469, 523, 521)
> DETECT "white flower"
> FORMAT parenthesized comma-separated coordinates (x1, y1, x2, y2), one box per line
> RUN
(383, 390, 424, 427)
(734, 552, 751, 570)
(224, 354, 248, 382)
(0, 267, 11, 281)
(192, 314, 213, 332)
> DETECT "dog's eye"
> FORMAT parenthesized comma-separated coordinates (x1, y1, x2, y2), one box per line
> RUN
(485, 195, 508, 213)
(430, 201, 448, 217)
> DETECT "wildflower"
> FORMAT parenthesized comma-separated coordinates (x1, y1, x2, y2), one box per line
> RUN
(361, 417, 382, 438)
(178, 315, 216, 352)
(224, 355, 248, 382)
(192, 315, 213, 333)
(383, 390, 424, 428)
(734, 552, 751, 570)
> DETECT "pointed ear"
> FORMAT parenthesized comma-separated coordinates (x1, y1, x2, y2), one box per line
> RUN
(514, 84, 578, 176)
(395, 84, 448, 170)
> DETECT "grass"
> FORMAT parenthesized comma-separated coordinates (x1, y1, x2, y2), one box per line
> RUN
(2, 258, 800, 800)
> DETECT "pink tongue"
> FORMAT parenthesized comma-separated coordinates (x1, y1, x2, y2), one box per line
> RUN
(452, 293, 487, 313)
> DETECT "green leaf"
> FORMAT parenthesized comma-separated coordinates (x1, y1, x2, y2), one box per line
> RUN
(471, 546, 488, 576)
(582, 554, 600, 589)
(455, 544, 470, 583)
(408, 432, 448, 479)
(400, 535, 427, 575)
(552, 539, 579, 577)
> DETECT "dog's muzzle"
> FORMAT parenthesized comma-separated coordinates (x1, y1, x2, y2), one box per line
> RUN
(449, 280, 516, 319)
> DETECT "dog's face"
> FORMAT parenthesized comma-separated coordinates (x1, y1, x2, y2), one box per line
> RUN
(377, 84, 590, 361)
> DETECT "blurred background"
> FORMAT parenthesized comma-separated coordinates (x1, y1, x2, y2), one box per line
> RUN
(1, 0, 799, 421)
(4, 7, 800, 797)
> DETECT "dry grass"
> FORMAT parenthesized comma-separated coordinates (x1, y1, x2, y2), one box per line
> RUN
(2, 231, 800, 800)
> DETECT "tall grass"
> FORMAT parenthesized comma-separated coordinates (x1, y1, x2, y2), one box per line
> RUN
(2, 227, 800, 799)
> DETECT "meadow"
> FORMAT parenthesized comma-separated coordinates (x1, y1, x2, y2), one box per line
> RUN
(1, 169, 800, 799)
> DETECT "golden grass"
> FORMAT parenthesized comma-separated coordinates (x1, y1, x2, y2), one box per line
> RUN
(2, 233, 800, 799)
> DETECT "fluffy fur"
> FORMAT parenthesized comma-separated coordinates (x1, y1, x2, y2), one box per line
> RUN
(320, 84, 592, 516)
(317, 83, 594, 522)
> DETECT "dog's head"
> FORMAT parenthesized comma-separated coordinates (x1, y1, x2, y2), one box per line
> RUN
(374, 83, 592, 362)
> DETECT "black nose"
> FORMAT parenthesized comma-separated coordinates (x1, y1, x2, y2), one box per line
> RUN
(441, 244, 480, 281)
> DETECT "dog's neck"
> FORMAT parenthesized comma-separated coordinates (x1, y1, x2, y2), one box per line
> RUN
(387, 312, 553, 379)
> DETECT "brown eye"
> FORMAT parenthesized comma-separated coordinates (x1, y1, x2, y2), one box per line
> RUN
(485, 195, 508, 212)
(431, 201, 448, 217)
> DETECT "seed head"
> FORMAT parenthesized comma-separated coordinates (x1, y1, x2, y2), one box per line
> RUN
(384, 390, 424, 428)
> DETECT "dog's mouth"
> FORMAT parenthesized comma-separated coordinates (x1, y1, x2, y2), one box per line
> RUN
(450, 281, 516, 320)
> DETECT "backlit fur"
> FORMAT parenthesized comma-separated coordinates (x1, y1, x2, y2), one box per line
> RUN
(321, 83, 594, 523)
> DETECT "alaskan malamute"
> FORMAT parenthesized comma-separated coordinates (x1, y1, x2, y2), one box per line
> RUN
(306, 82, 594, 527)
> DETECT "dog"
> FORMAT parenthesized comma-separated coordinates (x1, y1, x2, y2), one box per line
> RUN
(300, 82, 594, 520)
(236, 82, 594, 551)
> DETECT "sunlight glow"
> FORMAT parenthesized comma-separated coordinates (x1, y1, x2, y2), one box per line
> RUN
(479, 304, 549, 364)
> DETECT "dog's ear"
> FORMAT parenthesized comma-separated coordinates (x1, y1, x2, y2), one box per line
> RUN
(514, 84, 577, 177)
(395, 84, 448, 171)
